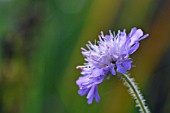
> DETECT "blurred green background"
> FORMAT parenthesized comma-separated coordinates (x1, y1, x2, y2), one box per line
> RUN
(0, 0, 170, 113)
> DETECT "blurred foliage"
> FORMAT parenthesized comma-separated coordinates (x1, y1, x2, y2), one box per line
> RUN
(0, 0, 170, 113)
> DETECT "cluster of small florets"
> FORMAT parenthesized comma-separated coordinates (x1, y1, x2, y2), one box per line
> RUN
(76, 27, 149, 104)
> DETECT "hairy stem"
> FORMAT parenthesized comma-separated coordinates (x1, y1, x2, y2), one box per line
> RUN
(119, 74, 150, 113)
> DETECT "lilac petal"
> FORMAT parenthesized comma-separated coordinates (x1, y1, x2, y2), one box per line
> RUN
(100, 56, 110, 65)
(76, 77, 83, 85)
(122, 60, 132, 70)
(125, 38, 131, 47)
(94, 86, 100, 102)
(91, 53, 100, 61)
(94, 76, 105, 85)
(104, 35, 111, 40)
(128, 27, 137, 37)
(87, 95, 93, 104)
(139, 34, 149, 41)
(119, 30, 126, 46)
(87, 85, 95, 99)
(116, 63, 126, 74)
(87, 85, 97, 104)
(78, 89, 89, 96)
(103, 66, 110, 75)
(111, 67, 116, 75)
(76, 76, 88, 85)
(92, 68, 104, 77)
(129, 29, 143, 46)
(128, 42, 140, 54)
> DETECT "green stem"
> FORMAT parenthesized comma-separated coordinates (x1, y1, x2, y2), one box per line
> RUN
(120, 74, 150, 113)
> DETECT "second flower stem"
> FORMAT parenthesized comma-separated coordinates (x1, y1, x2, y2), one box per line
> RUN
(119, 74, 150, 113)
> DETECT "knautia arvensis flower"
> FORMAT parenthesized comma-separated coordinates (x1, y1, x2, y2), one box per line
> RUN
(76, 27, 149, 109)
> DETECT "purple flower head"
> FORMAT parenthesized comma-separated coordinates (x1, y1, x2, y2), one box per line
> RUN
(76, 27, 149, 104)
